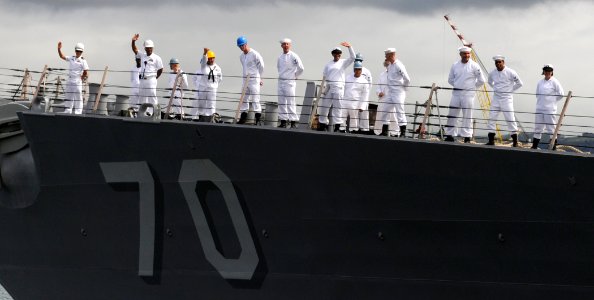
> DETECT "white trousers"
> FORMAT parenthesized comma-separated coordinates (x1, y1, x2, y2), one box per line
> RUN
(64, 79, 83, 114)
(445, 94, 475, 138)
(374, 100, 398, 135)
(278, 81, 298, 121)
(240, 82, 261, 113)
(193, 89, 217, 117)
(318, 91, 343, 125)
(533, 112, 557, 139)
(139, 78, 158, 106)
(130, 84, 140, 111)
(487, 99, 518, 133)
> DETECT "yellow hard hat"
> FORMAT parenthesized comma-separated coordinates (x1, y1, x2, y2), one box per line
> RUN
(206, 51, 216, 59)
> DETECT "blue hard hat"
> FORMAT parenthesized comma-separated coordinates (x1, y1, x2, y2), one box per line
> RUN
(237, 36, 247, 47)
(354, 61, 363, 69)
(355, 53, 364, 62)
(169, 58, 180, 64)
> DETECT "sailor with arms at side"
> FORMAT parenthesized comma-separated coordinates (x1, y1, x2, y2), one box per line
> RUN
(277, 38, 305, 129)
(353, 53, 372, 133)
(131, 33, 163, 117)
(444, 46, 486, 143)
(383, 48, 411, 137)
(57, 41, 89, 114)
(319, 42, 356, 132)
(193, 48, 222, 123)
(163, 58, 188, 120)
(129, 54, 141, 117)
(532, 64, 564, 150)
(237, 35, 265, 125)
(342, 61, 370, 133)
(486, 55, 523, 147)
(374, 60, 398, 136)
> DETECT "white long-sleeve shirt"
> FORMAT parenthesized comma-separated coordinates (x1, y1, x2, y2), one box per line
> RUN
(240, 49, 264, 84)
(322, 47, 356, 93)
(488, 67, 523, 101)
(386, 59, 410, 96)
(535, 77, 564, 113)
(195, 55, 222, 90)
(448, 60, 485, 96)
(344, 73, 370, 110)
(376, 69, 389, 100)
(277, 50, 304, 83)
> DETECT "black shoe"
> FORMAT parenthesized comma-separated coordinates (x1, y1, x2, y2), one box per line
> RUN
(380, 124, 389, 136)
(290, 121, 297, 129)
(278, 120, 287, 128)
(511, 134, 518, 147)
(486, 132, 495, 145)
(399, 125, 407, 138)
(255, 113, 262, 125)
(237, 112, 247, 124)
(444, 135, 455, 142)
(464, 137, 471, 143)
(531, 138, 540, 149)
(317, 123, 327, 131)
(334, 124, 341, 132)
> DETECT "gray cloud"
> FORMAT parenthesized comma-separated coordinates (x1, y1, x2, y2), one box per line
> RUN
(2, 0, 561, 14)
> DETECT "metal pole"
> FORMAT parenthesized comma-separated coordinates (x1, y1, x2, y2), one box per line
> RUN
(235, 74, 251, 122)
(549, 91, 572, 150)
(93, 66, 109, 112)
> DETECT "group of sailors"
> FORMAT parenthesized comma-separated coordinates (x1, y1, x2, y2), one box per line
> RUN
(57, 35, 566, 149)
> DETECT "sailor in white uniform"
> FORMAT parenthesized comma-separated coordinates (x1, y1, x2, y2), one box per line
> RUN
(384, 48, 411, 137)
(277, 38, 305, 128)
(374, 60, 398, 136)
(131, 34, 163, 117)
(319, 42, 356, 132)
(57, 41, 89, 114)
(130, 55, 141, 116)
(444, 46, 486, 143)
(237, 36, 265, 125)
(353, 53, 372, 133)
(486, 55, 523, 147)
(532, 64, 565, 150)
(342, 61, 370, 133)
(163, 58, 188, 120)
(193, 48, 222, 122)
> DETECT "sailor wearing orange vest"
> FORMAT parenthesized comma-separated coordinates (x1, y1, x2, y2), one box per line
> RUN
(193, 48, 222, 122)
(277, 38, 304, 128)
(444, 46, 486, 143)
(319, 42, 356, 132)
(237, 36, 265, 125)
(57, 41, 89, 114)
(532, 64, 564, 150)
(485, 55, 523, 147)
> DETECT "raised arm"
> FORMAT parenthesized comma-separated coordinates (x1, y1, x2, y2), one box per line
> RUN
(57, 41, 66, 60)
(340, 42, 356, 70)
(131, 33, 139, 55)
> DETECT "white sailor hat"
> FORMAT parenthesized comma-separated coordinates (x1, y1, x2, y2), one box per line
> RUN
(458, 46, 472, 53)
(331, 47, 342, 53)
(543, 64, 554, 70)
(384, 48, 396, 54)
(492, 55, 505, 61)
(280, 38, 292, 44)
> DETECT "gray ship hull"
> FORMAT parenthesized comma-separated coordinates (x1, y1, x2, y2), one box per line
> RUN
(0, 112, 593, 299)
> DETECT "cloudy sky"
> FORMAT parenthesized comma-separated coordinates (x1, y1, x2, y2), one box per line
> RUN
(1, 0, 593, 135)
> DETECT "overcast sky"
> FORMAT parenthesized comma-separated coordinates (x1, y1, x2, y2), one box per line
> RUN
(1, 0, 592, 135)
